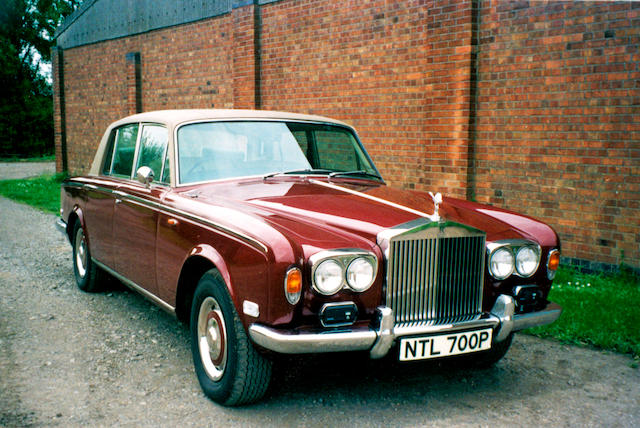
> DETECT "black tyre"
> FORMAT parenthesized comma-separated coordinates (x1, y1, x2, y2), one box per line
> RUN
(72, 221, 102, 292)
(190, 269, 272, 406)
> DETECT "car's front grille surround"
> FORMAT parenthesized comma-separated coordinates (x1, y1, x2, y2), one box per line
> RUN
(384, 223, 486, 326)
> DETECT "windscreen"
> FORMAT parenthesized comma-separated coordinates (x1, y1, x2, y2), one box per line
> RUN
(176, 121, 378, 184)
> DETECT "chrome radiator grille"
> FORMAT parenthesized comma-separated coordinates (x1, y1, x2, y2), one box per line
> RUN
(385, 224, 485, 326)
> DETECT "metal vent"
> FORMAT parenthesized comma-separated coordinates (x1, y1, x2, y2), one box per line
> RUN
(383, 222, 486, 326)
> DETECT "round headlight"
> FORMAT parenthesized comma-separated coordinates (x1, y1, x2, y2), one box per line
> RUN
(313, 259, 344, 295)
(346, 257, 375, 292)
(489, 247, 515, 280)
(516, 246, 539, 277)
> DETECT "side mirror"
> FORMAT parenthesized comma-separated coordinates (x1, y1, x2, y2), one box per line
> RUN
(136, 166, 154, 186)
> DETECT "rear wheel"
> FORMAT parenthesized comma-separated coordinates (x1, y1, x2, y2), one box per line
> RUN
(72, 221, 102, 292)
(190, 269, 272, 406)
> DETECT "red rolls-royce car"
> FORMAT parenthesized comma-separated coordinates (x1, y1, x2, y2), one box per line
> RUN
(57, 109, 562, 405)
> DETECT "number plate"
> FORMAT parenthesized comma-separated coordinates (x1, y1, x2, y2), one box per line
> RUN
(399, 328, 493, 361)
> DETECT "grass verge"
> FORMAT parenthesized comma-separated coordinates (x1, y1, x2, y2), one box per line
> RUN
(0, 154, 55, 162)
(0, 173, 65, 214)
(528, 266, 640, 360)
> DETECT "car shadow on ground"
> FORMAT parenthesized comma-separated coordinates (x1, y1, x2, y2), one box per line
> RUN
(102, 277, 539, 415)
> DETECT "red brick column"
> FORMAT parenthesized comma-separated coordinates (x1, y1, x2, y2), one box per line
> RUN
(125, 52, 142, 115)
(51, 47, 67, 173)
(232, 3, 258, 109)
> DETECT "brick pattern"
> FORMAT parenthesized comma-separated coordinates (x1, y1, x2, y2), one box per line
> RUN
(474, 0, 640, 269)
(53, 0, 640, 270)
(59, 16, 235, 172)
(51, 48, 65, 172)
(260, 0, 475, 197)
(232, 4, 258, 109)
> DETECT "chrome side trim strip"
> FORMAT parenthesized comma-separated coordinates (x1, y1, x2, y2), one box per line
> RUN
(64, 180, 268, 253)
(92, 258, 176, 315)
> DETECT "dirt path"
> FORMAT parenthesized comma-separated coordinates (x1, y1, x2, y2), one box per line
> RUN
(0, 195, 638, 427)
(0, 162, 55, 180)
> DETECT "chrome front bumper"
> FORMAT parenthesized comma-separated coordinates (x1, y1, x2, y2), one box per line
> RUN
(248, 295, 562, 359)
(55, 217, 67, 235)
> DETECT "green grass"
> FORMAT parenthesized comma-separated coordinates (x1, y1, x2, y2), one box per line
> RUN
(528, 266, 640, 359)
(0, 154, 55, 162)
(0, 173, 65, 214)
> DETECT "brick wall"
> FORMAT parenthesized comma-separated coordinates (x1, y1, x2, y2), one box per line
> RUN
(56, 15, 236, 172)
(53, 0, 639, 271)
(260, 0, 475, 197)
(474, 0, 640, 270)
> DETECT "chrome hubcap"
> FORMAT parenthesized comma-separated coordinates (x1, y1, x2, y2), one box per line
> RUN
(197, 296, 227, 381)
(75, 228, 87, 278)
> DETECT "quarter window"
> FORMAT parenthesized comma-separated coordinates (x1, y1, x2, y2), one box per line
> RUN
(110, 124, 139, 177)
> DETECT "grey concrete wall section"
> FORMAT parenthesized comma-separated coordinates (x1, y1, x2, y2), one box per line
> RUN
(55, 0, 284, 49)
(55, 0, 231, 49)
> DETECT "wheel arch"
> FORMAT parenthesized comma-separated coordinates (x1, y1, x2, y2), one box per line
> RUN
(66, 206, 84, 243)
(175, 245, 233, 324)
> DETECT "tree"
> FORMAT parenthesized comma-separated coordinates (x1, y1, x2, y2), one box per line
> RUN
(0, 0, 80, 158)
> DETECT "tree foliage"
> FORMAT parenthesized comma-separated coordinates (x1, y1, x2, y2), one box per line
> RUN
(0, 0, 80, 158)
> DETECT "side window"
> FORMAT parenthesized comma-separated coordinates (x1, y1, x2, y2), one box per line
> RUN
(135, 125, 168, 182)
(110, 124, 139, 177)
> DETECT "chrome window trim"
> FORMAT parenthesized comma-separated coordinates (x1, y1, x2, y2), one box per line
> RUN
(309, 248, 378, 295)
(63, 180, 268, 253)
(103, 122, 169, 182)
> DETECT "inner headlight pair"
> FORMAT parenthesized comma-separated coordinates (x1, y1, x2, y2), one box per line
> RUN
(311, 250, 377, 295)
(488, 241, 541, 280)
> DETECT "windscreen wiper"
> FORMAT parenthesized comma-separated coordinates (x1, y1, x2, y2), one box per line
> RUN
(263, 169, 334, 180)
(328, 170, 383, 180)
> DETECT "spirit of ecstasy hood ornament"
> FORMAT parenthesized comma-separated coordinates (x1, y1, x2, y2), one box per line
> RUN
(428, 192, 442, 222)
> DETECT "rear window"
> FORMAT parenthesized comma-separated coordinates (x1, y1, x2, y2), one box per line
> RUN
(108, 124, 139, 177)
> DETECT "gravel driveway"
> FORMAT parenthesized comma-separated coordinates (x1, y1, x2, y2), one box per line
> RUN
(0, 162, 55, 180)
(0, 195, 638, 427)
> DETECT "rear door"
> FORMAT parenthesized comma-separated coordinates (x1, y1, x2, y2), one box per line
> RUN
(85, 123, 140, 269)
(112, 123, 170, 295)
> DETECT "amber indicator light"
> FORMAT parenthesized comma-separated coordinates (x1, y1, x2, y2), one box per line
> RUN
(548, 251, 560, 271)
(286, 268, 302, 294)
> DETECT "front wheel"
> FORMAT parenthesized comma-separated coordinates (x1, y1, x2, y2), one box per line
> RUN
(190, 269, 272, 406)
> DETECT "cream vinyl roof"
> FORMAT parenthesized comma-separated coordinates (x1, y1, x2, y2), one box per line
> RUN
(108, 109, 351, 129)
